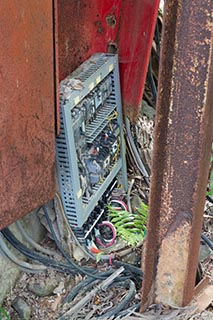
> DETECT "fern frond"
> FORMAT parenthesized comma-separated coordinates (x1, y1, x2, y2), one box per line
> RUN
(107, 201, 148, 247)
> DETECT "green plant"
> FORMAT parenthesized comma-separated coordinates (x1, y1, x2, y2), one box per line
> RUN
(108, 202, 148, 247)
(207, 150, 213, 197)
(0, 307, 10, 320)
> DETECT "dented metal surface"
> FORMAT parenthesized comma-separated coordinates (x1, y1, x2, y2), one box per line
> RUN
(0, 1, 55, 229)
(141, 0, 213, 309)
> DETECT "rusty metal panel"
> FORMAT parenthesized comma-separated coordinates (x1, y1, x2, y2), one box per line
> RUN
(0, 1, 55, 229)
(55, 0, 122, 133)
(141, 0, 213, 309)
(55, 0, 159, 130)
(56, 0, 122, 81)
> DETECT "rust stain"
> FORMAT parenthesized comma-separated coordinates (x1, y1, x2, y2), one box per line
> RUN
(141, 0, 213, 310)
(156, 223, 190, 306)
(106, 14, 116, 28)
(0, 1, 55, 229)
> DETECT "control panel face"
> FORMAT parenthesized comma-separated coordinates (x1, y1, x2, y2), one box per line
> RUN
(56, 54, 127, 229)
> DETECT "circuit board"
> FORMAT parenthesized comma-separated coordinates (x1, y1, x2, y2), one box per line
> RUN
(56, 53, 127, 240)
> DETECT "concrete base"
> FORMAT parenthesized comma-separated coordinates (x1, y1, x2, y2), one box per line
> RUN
(0, 209, 46, 305)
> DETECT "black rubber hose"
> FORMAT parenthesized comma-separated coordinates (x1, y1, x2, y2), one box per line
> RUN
(43, 205, 115, 280)
(1, 227, 138, 287)
(147, 60, 157, 105)
(113, 260, 143, 278)
(44, 205, 141, 282)
(64, 277, 95, 303)
(207, 195, 213, 204)
(0, 233, 47, 273)
(201, 233, 213, 250)
(96, 279, 136, 319)
(116, 302, 141, 318)
(1, 228, 77, 274)
(154, 22, 160, 59)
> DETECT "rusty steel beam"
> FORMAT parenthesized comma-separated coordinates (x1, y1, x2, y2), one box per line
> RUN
(141, 0, 213, 310)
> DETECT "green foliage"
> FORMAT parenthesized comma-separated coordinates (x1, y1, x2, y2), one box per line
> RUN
(108, 202, 148, 247)
(0, 307, 10, 320)
(207, 149, 213, 197)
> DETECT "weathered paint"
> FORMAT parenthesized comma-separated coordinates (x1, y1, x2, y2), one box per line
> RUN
(141, 0, 213, 309)
(118, 0, 160, 120)
(56, 0, 122, 81)
(54, 0, 159, 129)
(0, 1, 55, 229)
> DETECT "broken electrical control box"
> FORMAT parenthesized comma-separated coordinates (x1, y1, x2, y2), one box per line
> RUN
(56, 53, 128, 243)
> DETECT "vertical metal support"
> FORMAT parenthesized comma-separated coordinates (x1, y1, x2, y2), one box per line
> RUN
(141, 0, 213, 309)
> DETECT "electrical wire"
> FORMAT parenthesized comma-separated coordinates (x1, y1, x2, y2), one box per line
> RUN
(55, 192, 95, 260)
(110, 199, 128, 211)
(1, 228, 78, 274)
(201, 233, 213, 250)
(155, 21, 161, 59)
(96, 279, 136, 319)
(147, 60, 157, 105)
(43, 205, 114, 280)
(207, 195, 213, 204)
(116, 302, 141, 318)
(0, 233, 47, 273)
(15, 220, 55, 256)
(95, 221, 117, 248)
(44, 205, 137, 281)
(127, 178, 135, 213)
(1, 221, 143, 287)
(64, 277, 95, 303)
(125, 117, 149, 186)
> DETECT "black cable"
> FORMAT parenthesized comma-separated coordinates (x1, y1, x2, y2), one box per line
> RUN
(43, 205, 114, 280)
(154, 22, 161, 59)
(96, 279, 136, 319)
(1, 226, 141, 289)
(125, 117, 150, 186)
(64, 277, 95, 303)
(116, 302, 141, 318)
(207, 195, 213, 204)
(1, 228, 77, 274)
(113, 260, 143, 278)
(201, 233, 213, 250)
(44, 205, 140, 281)
(147, 60, 157, 105)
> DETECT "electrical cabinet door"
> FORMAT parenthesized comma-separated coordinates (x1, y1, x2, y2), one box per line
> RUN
(0, 1, 55, 229)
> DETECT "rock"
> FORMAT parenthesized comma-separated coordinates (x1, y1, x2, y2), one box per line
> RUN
(53, 281, 65, 295)
(141, 100, 155, 119)
(12, 297, 31, 320)
(199, 243, 212, 261)
(28, 280, 58, 297)
(122, 251, 138, 265)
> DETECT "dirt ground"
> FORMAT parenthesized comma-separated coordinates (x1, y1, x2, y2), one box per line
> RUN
(2, 235, 212, 320)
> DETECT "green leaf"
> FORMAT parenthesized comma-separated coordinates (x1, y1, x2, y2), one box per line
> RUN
(207, 147, 213, 196)
(95, 252, 104, 263)
(0, 307, 10, 320)
(107, 202, 148, 247)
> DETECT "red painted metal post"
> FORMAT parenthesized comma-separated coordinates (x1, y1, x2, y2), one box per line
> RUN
(141, 0, 213, 309)
(118, 0, 160, 121)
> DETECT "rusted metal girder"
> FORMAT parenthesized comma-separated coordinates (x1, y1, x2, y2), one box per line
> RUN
(141, 0, 213, 310)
